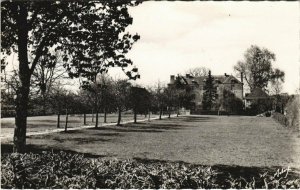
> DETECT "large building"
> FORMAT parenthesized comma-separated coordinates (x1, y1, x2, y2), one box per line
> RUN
(169, 73, 244, 112)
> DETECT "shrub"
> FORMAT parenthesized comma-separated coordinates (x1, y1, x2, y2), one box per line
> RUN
(273, 112, 288, 126)
(265, 111, 271, 117)
(285, 95, 299, 130)
(1, 151, 300, 189)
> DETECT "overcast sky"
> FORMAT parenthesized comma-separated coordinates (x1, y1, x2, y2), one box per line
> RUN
(108, 1, 299, 94)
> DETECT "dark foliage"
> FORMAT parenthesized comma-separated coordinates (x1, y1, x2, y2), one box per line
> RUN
(202, 70, 217, 111)
(222, 89, 243, 114)
(129, 87, 151, 115)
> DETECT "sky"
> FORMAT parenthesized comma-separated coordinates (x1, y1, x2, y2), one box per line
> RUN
(107, 1, 299, 94)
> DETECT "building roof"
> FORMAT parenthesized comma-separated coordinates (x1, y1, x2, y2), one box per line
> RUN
(180, 74, 242, 86)
(245, 88, 269, 100)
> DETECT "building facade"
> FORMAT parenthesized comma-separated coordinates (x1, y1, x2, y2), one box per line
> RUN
(169, 73, 243, 112)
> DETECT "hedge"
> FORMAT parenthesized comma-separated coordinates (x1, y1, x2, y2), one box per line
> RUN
(1, 151, 299, 189)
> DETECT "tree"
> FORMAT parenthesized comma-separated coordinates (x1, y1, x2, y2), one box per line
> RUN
(1, 1, 140, 152)
(163, 86, 176, 118)
(202, 70, 217, 111)
(269, 68, 285, 113)
(222, 89, 243, 114)
(97, 74, 115, 123)
(173, 75, 194, 116)
(186, 67, 209, 77)
(151, 82, 167, 120)
(77, 89, 94, 125)
(83, 74, 115, 127)
(234, 45, 284, 91)
(48, 84, 69, 128)
(129, 86, 151, 123)
(30, 52, 67, 115)
(113, 79, 131, 126)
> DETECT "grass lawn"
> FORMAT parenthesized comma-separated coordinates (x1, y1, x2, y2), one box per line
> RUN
(2, 115, 300, 169)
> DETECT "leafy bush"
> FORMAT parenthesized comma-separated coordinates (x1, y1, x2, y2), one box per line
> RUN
(1, 151, 300, 189)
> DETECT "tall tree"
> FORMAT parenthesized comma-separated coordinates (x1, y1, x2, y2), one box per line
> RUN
(1, 1, 140, 152)
(234, 45, 284, 91)
(202, 70, 217, 111)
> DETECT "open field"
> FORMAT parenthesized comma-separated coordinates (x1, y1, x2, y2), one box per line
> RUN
(2, 115, 300, 168)
(1, 113, 160, 138)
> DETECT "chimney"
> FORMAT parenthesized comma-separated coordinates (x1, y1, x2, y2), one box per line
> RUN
(170, 75, 175, 84)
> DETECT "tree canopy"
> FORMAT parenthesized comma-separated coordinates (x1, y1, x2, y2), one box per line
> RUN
(234, 45, 284, 91)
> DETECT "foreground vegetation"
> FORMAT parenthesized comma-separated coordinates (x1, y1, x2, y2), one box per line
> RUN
(1, 151, 299, 189)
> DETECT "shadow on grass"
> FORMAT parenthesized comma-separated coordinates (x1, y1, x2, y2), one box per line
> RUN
(1, 144, 109, 158)
(89, 127, 164, 133)
(88, 122, 193, 133)
(180, 116, 215, 122)
(50, 136, 112, 144)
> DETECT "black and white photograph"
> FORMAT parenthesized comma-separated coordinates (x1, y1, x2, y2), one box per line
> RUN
(1, 0, 300, 189)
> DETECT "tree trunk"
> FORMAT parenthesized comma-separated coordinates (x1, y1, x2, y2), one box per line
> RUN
(159, 107, 162, 120)
(92, 108, 94, 123)
(14, 85, 30, 153)
(148, 109, 150, 122)
(83, 113, 86, 125)
(168, 107, 171, 118)
(65, 109, 68, 132)
(117, 108, 122, 126)
(57, 112, 60, 128)
(134, 110, 137, 123)
(95, 111, 99, 128)
(13, 4, 30, 153)
(104, 108, 107, 123)
(177, 106, 180, 117)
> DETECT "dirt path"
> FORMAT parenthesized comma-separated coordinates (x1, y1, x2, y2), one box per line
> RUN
(1, 114, 173, 142)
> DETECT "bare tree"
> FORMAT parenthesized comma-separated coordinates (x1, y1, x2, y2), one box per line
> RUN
(31, 52, 67, 115)
(186, 67, 209, 77)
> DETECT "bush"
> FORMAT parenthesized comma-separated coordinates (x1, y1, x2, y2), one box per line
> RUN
(285, 95, 299, 130)
(273, 112, 288, 126)
(265, 111, 271, 117)
(1, 151, 300, 189)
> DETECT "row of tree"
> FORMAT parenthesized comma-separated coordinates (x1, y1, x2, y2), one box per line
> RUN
(2, 73, 195, 126)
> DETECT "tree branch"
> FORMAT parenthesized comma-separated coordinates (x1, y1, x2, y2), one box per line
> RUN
(30, 37, 46, 74)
